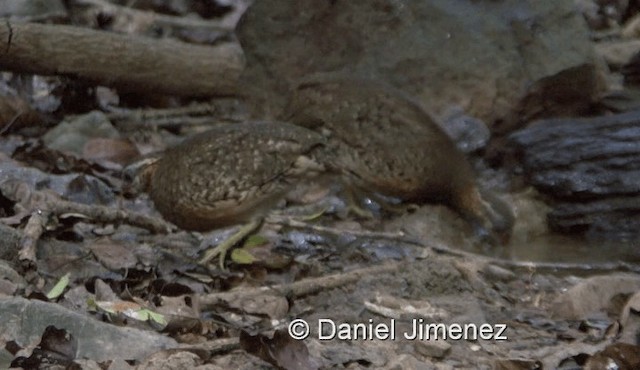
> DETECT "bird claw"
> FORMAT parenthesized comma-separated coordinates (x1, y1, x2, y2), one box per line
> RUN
(198, 219, 262, 269)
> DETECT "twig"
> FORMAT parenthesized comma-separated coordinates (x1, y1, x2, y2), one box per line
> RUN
(50, 199, 173, 234)
(103, 100, 248, 129)
(269, 216, 640, 274)
(174, 337, 240, 357)
(423, 240, 640, 274)
(266, 216, 423, 246)
(18, 209, 49, 263)
(0, 180, 173, 234)
(199, 261, 402, 310)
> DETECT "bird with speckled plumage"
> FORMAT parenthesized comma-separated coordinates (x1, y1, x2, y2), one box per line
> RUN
(133, 121, 328, 267)
(284, 75, 514, 242)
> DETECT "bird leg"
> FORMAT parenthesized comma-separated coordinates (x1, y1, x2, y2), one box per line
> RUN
(198, 219, 262, 269)
(343, 185, 377, 218)
(452, 184, 514, 246)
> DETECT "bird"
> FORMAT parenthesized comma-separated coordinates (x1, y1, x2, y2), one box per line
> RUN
(136, 121, 327, 267)
(283, 75, 514, 242)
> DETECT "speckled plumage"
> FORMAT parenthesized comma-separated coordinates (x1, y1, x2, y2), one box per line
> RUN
(285, 76, 513, 237)
(148, 121, 326, 231)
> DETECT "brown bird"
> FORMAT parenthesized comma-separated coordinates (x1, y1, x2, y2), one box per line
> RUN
(137, 121, 327, 267)
(284, 75, 514, 241)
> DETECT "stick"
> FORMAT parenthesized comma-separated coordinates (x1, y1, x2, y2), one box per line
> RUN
(103, 100, 248, 129)
(0, 180, 173, 234)
(267, 216, 640, 274)
(50, 199, 173, 234)
(199, 261, 402, 309)
(266, 216, 420, 244)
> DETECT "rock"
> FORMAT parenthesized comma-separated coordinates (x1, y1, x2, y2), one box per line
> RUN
(493, 358, 544, 370)
(548, 197, 640, 238)
(42, 111, 120, 157)
(0, 224, 22, 263)
(510, 110, 640, 238)
(0, 0, 66, 19)
(619, 291, 640, 345)
(595, 39, 640, 70)
(481, 265, 516, 283)
(576, 0, 628, 30)
(622, 11, 640, 38)
(440, 109, 491, 154)
(551, 274, 640, 320)
(0, 156, 116, 207)
(0, 297, 177, 362)
(137, 351, 220, 370)
(237, 0, 605, 132)
(622, 49, 640, 86)
(383, 354, 438, 370)
(414, 339, 451, 359)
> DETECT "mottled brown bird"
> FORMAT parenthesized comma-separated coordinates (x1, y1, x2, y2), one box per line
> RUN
(140, 121, 327, 266)
(284, 75, 513, 241)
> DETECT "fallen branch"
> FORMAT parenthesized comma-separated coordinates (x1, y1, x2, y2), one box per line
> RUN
(18, 208, 49, 263)
(51, 199, 173, 234)
(0, 21, 244, 97)
(103, 100, 249, 129)
(0, 179, 173, 235)
(199, 261, 402, 310)
(183, 337, 240, 356)
(266, 216, 420, 245)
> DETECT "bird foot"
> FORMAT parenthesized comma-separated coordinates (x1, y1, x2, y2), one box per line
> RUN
(346, 202, 377, 219)
(198, 219, 262, 269)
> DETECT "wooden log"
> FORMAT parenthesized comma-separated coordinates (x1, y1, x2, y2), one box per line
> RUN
(0, 21, 244, 97)
(510, 110, 640, 238)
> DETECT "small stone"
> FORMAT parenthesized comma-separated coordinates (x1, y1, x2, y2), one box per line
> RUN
(482, 264, 516, 282)
(414, 339, 451, 359)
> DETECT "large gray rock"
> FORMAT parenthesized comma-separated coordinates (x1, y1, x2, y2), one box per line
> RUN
(0, 224, 21, 263)
(0, 297, 177, 362)
(237, 0, 606, 131)
(510, 110, 640, 238)
(0, 0, 66, 18)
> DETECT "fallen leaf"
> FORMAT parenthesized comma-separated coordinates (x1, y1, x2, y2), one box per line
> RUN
(89, 239, 138, 270)
(231, 248, 257, 265)
(90, 299, 167, 328)
(46, 273, 70, 300)
(82, 137, 140, 166)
